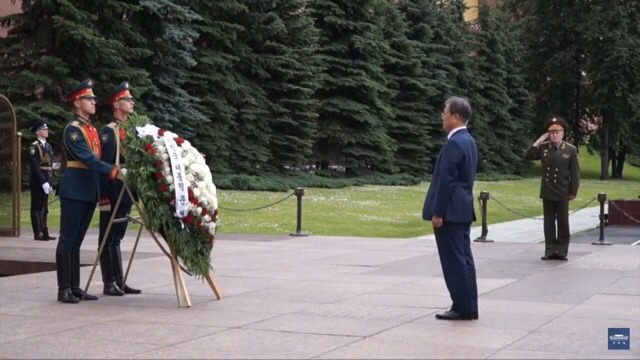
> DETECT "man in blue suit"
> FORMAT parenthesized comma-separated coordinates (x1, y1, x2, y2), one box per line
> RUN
(423, 96, 478, 321)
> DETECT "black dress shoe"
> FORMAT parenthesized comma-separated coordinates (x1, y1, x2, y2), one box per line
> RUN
(71, 288, 98, 300)
(435, 310, 474, 320)
(121, 284, 142, 295)
(103, 282, 125, 296)
(541, 255, 553, 260)
(553, 255, 568, 261)
(34, 235, 49, 241)
(43, 235, 57, 240)
(472, 311, 479, 319)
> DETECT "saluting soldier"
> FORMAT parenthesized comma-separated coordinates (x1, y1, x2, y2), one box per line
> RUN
(98, 81, 141, 296)
(29, 117, 56, 241)
(524, 117, 580, 261)
(56, 79, 125, 304)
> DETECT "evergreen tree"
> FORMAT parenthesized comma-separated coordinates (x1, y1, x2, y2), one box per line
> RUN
(581, 0, 640, 179)
(186, 1, 246, 173)
(240, 0, 321, 172)
(398, 0, 451, 168)
(378, 1, 433, 175)
(309, 0, 395, 174)
(505, 0, 590, 147)
(469, 5, 516, 174)
(0, 0, 150, 162)
(132, 0, 206, 139)
(497, 5, 535, 175)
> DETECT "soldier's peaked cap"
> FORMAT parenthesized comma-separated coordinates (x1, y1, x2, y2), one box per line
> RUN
(30, 117, 49, 132)
(544, 117, 568, 132)
(68, 79, 97, 103)
(108, 81, 133, 106)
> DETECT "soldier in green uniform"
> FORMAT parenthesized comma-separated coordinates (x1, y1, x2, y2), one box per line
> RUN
(524, 117, 580, 261)
(98, 81, 141, 296)
(29, 118, 56, 241)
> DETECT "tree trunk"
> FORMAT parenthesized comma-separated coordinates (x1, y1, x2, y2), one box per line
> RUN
(600, 116, 609, 180)
(613, 145, 626, 179)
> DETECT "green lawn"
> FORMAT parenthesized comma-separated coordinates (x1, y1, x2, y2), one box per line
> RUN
(2, 148, 639, 238)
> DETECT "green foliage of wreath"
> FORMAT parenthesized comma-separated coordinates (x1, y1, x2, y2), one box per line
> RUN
(122, 113, 214, 278)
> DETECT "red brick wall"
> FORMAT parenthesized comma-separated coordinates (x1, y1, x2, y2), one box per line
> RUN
(0, 0, 23, 37)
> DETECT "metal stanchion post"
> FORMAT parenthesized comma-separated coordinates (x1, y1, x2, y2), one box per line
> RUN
(592, 193, 612, 245)
(290, 187, 308, 237)
(474, 191, 493, 243)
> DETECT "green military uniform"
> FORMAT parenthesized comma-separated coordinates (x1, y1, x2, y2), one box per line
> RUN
(524, 140, 580, 257)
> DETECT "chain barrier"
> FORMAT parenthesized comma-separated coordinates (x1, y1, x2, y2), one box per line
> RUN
(218, 192, 295, 212)
(569, 196, 598, 214)
(490, 194, 598, 221)
(0, 194, 59, 210)
(490, 195, 544, 221)
(608, 200, 640, 224)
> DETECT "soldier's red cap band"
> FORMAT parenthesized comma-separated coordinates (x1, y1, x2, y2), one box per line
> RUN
(69, 88, 96, 103)
(548, 124, 563, 131)
(109, 90, 132, 105)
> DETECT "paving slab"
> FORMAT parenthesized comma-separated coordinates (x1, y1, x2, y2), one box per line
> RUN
(1, 212, 639, 359)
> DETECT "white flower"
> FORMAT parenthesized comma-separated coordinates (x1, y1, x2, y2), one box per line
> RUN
(193, 188, 201, 197)
(204, 215, 211, 222)
(166, 176, 173, 184)
(186, 173, 195, 183)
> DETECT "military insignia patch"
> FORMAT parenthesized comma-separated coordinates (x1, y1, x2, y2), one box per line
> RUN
(70, 133, 79, 142)
(30, 148, 35, 155)
(101, 134, 109, 143)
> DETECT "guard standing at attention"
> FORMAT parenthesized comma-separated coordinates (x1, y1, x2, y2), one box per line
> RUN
(55, 79, 125, 304)
(524, 117, 580, 261)
(98, 81, 141, 296)
(29, 117, 56, 241)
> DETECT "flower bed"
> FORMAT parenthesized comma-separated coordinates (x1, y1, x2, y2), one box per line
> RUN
(123, 113, 219, 277)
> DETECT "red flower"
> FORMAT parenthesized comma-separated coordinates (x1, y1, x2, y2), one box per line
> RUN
(144, 144, 153, 152)
(201, 208, 207, 216)
(185, 213, 195, 224)
(155, 172, 164, 180)
(213, 209, 219, 218)
(148, 148, 156, 155)
(158, 128, 165, 136)
(196, 220, 202, 229)
(158, 184, 168, 193)
(208, 236, 214, 244)
(192, 198, 199, 207)
(175, 137, 185, 146)
(188, 189, 195, 201)
(155, 160, 163, 167)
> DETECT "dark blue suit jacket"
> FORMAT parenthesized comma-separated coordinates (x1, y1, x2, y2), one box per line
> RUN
(422, 128, 478, 223)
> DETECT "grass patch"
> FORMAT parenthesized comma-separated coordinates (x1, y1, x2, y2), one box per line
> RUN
(2, 147, 638, 238)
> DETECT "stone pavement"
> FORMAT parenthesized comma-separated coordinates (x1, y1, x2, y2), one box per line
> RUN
(1, 207, 639, 359)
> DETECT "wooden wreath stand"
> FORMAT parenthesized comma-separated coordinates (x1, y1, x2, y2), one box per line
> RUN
(83, 181, 221, 307)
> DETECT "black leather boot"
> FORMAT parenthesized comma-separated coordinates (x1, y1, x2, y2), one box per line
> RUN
(41, 209, 56, 240)
(70, 252, 98, 300)
(100, 244, 124, 296)
(56, 253, 79, 303)
(31, 210, 45, 240)
(111, 246, 141, 294)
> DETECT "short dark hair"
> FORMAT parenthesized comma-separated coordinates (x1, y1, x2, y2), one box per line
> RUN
(445, 96, 472, 123)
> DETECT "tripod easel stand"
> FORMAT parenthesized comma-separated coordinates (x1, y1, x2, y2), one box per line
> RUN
(83, 181, 222, 307)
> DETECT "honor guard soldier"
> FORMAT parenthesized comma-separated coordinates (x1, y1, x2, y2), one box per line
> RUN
(29, 117, 56, 241)
(524, 117, 580, 261)
(98, 81, 141, 296)
(56, 79, 125, 304)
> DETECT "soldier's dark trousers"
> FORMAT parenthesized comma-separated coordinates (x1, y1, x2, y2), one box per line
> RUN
(30, 186, 47, 239)
(543, 199, 570, 257)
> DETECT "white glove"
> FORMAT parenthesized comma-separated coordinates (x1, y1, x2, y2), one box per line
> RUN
(117, 168, 128, 181)
(42, 182, 52, 194)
